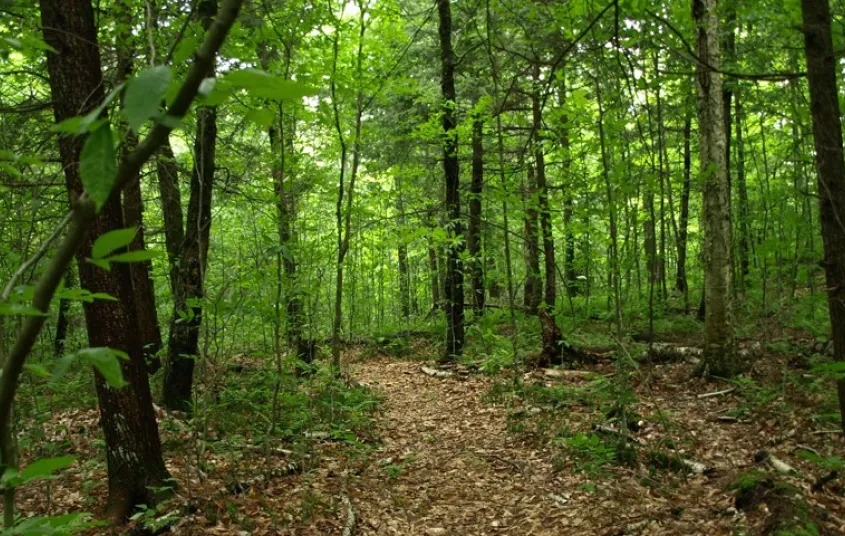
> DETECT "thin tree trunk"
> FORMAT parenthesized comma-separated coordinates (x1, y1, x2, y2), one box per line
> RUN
(523, 170, 541, 313)
(116, 6, 162, 372)
(330, 1, 365, 370)
(800, 0, 845, 434)
(676, 111, 692, 307)
(693, 0, 737, 376)
(532, 62, 565, 365)
(468, 115, 485, 314)
(396, 176, 411, 318)
(735, 92, 751, 281)
(164, 0, 218, 410)
(39, 0, 170, 519)
(156, 141, 184, 295)
(53, 266, 75, 357)
(437, 0, 464, 360)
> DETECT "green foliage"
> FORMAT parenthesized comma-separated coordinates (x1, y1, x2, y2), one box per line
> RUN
(79, 123, 117, 209)
(124, 66, 172, 133)
(558, 432, 617, 477)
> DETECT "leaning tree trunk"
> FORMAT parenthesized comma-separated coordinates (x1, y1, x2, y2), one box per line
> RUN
(693, 0, 737, 376)
(467, 114, 485, 314)
(164, 0, 218, 410)
(39, 0, 170, 519)
(437, 0, 465, 360)
(800, 0, 845, 434)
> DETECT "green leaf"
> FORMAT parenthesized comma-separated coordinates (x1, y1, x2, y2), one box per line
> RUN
(107, 250, 159, 263)
(246, 108, 275, 127)
(223, 69, 316, 101)
(52, 84, 124, 135)
(0, 302, 46, 317)
(24, 363, 51, 378)
(91, 227, 137, 259)
(51, 355, 75, 383)
(173, 35, 201, 64)
(124, 66, 172, 133)
(79, 123, 117, 209)
(20, 456, 76, 483)
(78, 347, 128, 388)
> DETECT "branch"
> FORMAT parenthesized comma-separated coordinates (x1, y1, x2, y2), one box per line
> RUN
(1, 211, 72, 301)
(645, 9, 806, 81)
(0, 0, 244, 459)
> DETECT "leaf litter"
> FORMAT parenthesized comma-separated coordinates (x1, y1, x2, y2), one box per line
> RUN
(11, 344, 845, 535)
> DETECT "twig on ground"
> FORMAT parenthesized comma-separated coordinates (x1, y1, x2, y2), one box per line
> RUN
(697, 388, 736, 399)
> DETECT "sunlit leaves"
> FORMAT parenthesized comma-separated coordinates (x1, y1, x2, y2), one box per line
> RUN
(201, 69, 317, 106)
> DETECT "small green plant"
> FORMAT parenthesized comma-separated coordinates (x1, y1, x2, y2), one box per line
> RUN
(560, 432, 617, 476)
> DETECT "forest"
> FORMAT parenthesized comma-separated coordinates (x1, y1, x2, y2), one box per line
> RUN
(1, 0, 845, 534)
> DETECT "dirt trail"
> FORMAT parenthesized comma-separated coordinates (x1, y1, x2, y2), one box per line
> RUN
(345, 358, 661, 536)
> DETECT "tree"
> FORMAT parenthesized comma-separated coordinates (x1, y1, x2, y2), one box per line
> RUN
(163, 0, 220, 410)
(38, 0, 170, 519)
(437, 0, 465, 360)
(800, 0, 845, 434)
(693, 0, 737, 376)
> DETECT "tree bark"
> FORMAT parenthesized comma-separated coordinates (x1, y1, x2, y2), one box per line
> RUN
(532, 62, 564, 365)
(116, 6, 163, 372)
(156, 141, 184, 295)
(693, 0, 737, 376)
(735, 92, 751, 280)
(468, 115, 485, 314)
(800, 0, 845, 434)
(437, 0, 464, 360)
(39, 0, 170, 519)
(164, 0, 218, 410)
(523, 171, 541, 314)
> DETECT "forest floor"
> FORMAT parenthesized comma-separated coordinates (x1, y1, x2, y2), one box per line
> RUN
(16, 337, 845, 535)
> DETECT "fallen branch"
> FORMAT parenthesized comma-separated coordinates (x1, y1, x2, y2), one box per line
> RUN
(341, 493, 355, 536)
(697, 388, 736, 399)
(755, 450, 797, 475)
(420, 366, 454, 378)
(592, 424, 640, 444)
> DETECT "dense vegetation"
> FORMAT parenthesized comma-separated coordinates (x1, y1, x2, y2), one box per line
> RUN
(1, 0, 844, 533)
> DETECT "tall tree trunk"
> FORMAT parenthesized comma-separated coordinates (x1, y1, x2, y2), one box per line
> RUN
(428, 237, 441, 310)
(676, 111, 693, 310)
(800, 0, 845, 434)
(116, 4, 162, 372)
(735, 92, 751, 281)
(437, 0, 464, 360)
(156, 141, 184, 295)
(693, 0, 737, 376)
(260, 44, 308, 362)
(523, 172, 541, 313)
(164, 0, 218, 410)
(467, 114, 485, 314)
(532, 62, 565, 365)
(396, 176, 411, 318)
(330, 2, 365, 371)
(39, 0, 170, 519)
